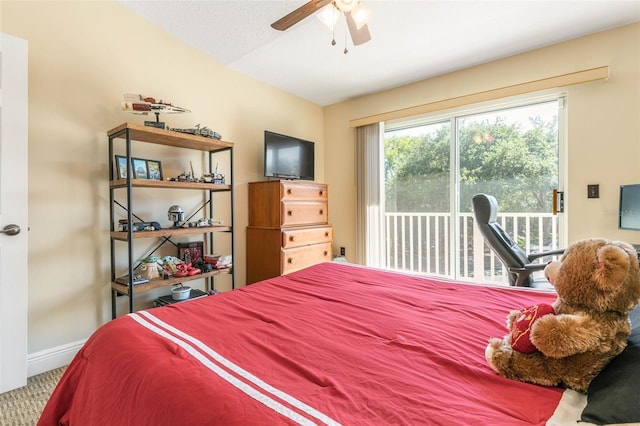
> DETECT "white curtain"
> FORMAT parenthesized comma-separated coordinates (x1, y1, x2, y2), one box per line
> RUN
(355, 123, 384, 267)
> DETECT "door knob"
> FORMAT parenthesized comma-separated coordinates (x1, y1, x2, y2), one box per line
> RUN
(0, 224, 20, 236)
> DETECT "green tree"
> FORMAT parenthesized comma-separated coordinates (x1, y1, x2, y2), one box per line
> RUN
(385, 114, 558, 214)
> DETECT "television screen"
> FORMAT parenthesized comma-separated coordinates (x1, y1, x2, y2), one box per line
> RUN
(619, 184, 640, 230)
(264, 131, 314, 180)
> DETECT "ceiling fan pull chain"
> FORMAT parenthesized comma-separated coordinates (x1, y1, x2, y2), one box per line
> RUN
(331, 5, 337, 46)
(344, 20, 349, 54)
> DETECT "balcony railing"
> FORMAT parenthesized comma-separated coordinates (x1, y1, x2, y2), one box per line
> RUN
(384, 212, 560, 285)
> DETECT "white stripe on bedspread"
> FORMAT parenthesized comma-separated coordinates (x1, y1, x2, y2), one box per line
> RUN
(129, 311, 342, 426)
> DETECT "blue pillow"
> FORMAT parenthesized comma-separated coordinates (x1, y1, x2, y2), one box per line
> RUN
(580, 305, 640, 425)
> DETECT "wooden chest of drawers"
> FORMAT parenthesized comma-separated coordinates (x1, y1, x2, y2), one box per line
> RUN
(246, 180, 333, 284)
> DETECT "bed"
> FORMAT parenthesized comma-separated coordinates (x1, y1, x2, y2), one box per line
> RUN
(38, 262, 639, 425)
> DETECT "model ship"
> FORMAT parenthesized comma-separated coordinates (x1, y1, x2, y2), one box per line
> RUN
(121, 93, 190, 128)
(168, 124, 221, 140)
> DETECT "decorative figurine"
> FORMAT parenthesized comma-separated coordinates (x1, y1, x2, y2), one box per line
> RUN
(168, 205, 184, 228)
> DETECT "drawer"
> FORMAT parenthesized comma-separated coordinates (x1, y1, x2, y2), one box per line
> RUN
(281, 242, 332, 275)
(281, 181, 328, 201)
(281, 201, 328, 227)
(282, 226, 333, 249)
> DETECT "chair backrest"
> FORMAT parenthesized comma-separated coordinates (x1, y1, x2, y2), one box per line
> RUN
(472, 193, 531, 285)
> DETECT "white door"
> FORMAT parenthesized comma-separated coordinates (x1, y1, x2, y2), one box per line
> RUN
(0, 33, 29, 393)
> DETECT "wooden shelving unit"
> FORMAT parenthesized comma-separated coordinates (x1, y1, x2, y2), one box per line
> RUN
(108, 122, 234, 318)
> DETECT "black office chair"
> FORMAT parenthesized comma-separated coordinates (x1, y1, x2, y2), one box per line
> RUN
(472, 193, 564, 288)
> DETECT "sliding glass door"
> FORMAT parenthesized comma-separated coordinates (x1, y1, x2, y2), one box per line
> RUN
(383, 98, 563, 284)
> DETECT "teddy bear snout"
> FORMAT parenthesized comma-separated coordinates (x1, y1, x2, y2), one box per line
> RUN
(544, 260, 561, 284)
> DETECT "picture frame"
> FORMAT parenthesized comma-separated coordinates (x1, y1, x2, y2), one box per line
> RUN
(146, 159, 163, 181)
(178, 241, 204, 264)
(132, 157, 148, 179)
(115, 155, 129, 179)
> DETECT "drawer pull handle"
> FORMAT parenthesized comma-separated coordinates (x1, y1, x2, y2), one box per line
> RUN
(319, 210, 324, 215)
(324, 232, 329, 237)
(319, 191, 324, 196)
(289, 236, 295, 242)
(287, 189, 293, 195)
(287, 210, 293, 216)
(288, 258, 295, 264)
(323, 251, 329, 256)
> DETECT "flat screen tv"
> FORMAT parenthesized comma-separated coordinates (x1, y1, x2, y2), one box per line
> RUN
(619, 184, 640, 230)
(264, 130, 314, 180)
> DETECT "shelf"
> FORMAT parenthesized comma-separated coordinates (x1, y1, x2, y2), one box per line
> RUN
(108, 122, 233, 152)
(109, 121, 235, 317)
(111, 225, 232, 241)
(112, 268, 232, 295)
(154, 289, 209, 306)
(110, 179, 231, 191)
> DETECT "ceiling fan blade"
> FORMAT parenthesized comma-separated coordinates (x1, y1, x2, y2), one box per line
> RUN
(345, 11, 371, 45)
(271, 0, 333, 31)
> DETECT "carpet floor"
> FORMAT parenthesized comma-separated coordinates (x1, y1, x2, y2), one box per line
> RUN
(0, 367, 66, 426)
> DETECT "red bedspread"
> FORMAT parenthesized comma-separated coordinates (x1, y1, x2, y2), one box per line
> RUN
(39, 263, 564, 425)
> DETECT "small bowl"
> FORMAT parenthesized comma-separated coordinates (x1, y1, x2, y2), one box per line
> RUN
(170, 285, 191, 301)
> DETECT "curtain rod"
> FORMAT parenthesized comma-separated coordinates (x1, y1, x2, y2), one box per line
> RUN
(349, 66, 609, 128)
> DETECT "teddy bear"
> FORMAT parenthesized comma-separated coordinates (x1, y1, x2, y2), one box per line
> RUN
(485, 238, 640, 392)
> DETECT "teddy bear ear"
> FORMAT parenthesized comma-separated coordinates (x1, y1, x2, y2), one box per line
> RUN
(594, 245, 631, 290)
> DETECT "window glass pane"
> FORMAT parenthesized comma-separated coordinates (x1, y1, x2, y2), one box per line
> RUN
(458, 101, 559, 283)
(384, 121, 451, 275)
(458, 101, 559, 214)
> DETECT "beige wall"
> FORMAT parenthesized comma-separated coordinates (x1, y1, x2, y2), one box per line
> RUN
(3, 0, 639, 365)
(2, 1, 325, 355)
(325, 23, 640, 261)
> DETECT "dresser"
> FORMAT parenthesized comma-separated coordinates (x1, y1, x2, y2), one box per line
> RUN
(246, 180, 333, 284)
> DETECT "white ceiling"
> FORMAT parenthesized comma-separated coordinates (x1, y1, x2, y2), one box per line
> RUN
(119, 0, 640, 106)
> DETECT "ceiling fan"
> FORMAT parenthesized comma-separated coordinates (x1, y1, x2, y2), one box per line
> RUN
(271, 0, 371, 47)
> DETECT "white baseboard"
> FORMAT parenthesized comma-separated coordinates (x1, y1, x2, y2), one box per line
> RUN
(27, 339, 86, 377)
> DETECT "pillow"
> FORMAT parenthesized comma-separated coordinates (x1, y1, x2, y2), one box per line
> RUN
(580, 305, 640, 425)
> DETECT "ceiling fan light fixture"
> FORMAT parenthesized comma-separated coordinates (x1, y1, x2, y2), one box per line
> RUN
(351, 3, 369, 30)
(334, 0, 359, 13)
(317, 4, 339, 30)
